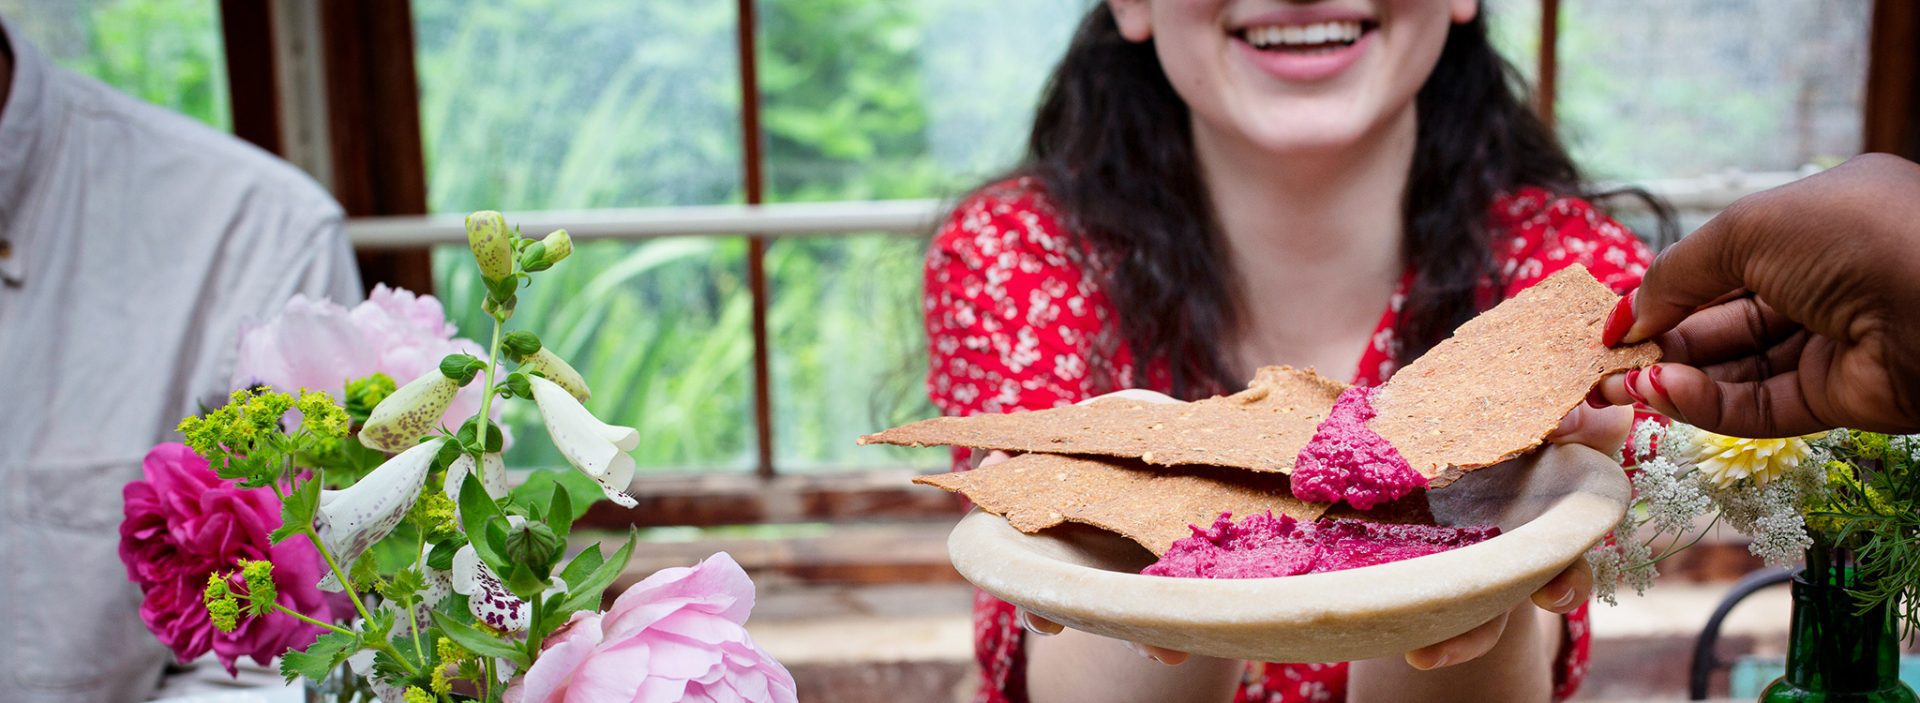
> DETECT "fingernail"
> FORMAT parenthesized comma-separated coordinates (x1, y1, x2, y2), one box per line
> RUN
(1622, 368, 1649, 406)
(1585, 384, 1609, 409)
(1018, 611, 1059, 637)
(1552, 587, 1579, 609)
(1601, 289, 1636, 347)
(1646, 364, 1667, 400)
(1411, 653, 1450, 671)
(1126, 642, 1164, 663)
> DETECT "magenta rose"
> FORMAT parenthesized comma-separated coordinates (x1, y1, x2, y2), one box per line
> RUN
(504, 552, 797, 703)
(119, 443, 341, 674)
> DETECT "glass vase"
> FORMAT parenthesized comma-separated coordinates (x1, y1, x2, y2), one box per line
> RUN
(1759, 546, 1917, 702)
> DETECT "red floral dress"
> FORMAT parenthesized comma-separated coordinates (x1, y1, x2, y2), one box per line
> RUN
(924, 177, 1653, 703)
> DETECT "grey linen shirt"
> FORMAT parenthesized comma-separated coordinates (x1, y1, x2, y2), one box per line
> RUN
(0, 21, 361, 702)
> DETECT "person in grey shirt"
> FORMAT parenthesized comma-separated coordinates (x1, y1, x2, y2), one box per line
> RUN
(0, 17, 361, 702)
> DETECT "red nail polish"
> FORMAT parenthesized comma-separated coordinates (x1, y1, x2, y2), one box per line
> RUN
(1585, 385, 1609, 409)
(1601, 289, 1637, 347)
(1646, 364, 1666, 399)
(1622, 368, 1649, 405)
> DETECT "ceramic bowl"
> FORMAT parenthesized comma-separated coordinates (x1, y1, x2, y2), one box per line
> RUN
(945, 443, 1631, 663)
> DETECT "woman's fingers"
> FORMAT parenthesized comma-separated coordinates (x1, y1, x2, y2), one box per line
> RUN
(1594, 362, 1828, 438)
(1529, 558, 1593, 615)
(1019, 608, 1191, 665)
(1403, 609, 1511, 670)
(1546, 402, 1632, 454)
(969, 448, 1012, 470)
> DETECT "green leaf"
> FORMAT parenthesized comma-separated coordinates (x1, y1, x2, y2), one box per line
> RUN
(504, 563, 547, 600)
(559, 543, 606, 587)
(508, 469, 600, 522)
(278, 631, 359, 683)
(427, 540, 459, 571)
(429, 609, 530, 668)
(271, 478, 323, 544)
(556, 531, 635, 614)
(383, 567, 425, 602)
(546, 487, 574, 543)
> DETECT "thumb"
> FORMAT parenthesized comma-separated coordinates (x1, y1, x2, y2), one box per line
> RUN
(1614, 204, 1757, 345)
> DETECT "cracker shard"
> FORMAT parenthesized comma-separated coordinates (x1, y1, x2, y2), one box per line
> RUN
(1370, 264, 1661, 486)
(863, 366, 1346, 473)
(915, 454, 1327, 556)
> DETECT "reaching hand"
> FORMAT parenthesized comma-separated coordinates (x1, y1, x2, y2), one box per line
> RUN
(1593, 154, 1920, 436)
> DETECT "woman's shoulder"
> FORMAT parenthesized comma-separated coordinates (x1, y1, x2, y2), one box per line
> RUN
(1489, 186, 1654, 294)
(933, 176, 1080, 272)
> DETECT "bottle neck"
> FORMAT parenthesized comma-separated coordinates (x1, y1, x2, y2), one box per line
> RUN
(1783, 562, 1904, 693)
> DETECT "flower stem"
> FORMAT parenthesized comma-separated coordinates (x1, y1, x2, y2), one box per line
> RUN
(271, 603, 355, 637)
(307, 522, 378, 632)
(405, 533, 428, 671)
(472, 317, 504, 465)
(524, 591, 544, 662)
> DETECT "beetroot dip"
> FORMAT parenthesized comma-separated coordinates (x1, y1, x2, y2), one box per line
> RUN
(1290, 386, 1427, 510)
(1142, 512, 1500, 579)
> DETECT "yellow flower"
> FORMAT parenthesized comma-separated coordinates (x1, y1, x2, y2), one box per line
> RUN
(1686, 431, 1824, 488)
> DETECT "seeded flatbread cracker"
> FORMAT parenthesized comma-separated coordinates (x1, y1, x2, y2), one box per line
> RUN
(916, 453, 1326, 555)
(867, 366, 1346, 473)
(1370, 265, 1660, 487)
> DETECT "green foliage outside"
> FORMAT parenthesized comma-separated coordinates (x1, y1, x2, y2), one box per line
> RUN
(0, 0, 230, 130)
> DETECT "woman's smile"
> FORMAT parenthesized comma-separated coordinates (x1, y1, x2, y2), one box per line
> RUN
(1229, 11, 1379, 82)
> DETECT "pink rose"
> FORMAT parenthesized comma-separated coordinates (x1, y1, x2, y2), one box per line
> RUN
(119, 444, 342, 674)
(232, 284, 489, 431)
(505, 553, 797, 703)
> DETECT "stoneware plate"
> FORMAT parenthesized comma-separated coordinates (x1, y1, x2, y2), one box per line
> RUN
(945, 443, 1631, 663)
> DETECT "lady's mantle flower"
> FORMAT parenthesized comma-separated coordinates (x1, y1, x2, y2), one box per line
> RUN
(529, 376, 637, 507)
(1685, 430, 1825, 488)
(316, 439, 445, 590)
(360, 370, 462, 452)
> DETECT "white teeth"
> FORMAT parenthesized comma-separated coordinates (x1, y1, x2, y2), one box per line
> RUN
(1244, 20, 1364, 48)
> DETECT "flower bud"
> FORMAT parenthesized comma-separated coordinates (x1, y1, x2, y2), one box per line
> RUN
(465, 211, 514, 281)
(438, 353, 486, 385)
(502, 521, 562, 570)
(360, 371, 461, 452)
(501, 331, 542, 363)
(539, 229, 572, 265)
(520, 348, 591, 402)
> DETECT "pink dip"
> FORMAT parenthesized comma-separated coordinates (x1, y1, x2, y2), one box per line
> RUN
(1143, 512, 1500, 579)
(1290, 386, 1427, 510)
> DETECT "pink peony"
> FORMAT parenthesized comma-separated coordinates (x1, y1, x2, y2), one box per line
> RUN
(505, 553, 797, 703)
(232, 284, 489, 432)
(119, 444, 342, 674)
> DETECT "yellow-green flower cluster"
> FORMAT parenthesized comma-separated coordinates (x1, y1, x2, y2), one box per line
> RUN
(403, 686, 434, 703)
(297, 391, 350, 439)
(433, 636, 471, 695)
(204, 574, 240, 633)
(409, 490, 461, 542)
(239, 559, 278, 616)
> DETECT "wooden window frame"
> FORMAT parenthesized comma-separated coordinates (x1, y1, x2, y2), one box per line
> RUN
(218, 0, 1915, 529)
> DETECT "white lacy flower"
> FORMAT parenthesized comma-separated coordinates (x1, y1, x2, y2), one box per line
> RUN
(446, 451, 509, 504)
(1684, 430, 1825, 488)
(1631, 455, 1711, 534)
(1629, 418, 1665, 463)
(315, 439, 443, 591)
(529, 376, 637, 507)
(360, 370, 461, 452)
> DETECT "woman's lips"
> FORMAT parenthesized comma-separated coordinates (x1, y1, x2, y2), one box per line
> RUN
(1231, 27, 1374, 83)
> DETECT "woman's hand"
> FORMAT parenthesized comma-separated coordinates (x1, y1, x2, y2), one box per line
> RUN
(1591, 153, 1920, 436)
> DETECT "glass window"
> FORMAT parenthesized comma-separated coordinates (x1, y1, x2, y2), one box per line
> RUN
(1558, 0, 1869, 181)
(415, 0, 752, 472)
(1484, 0, 1541, 86)
(0, 0, 231, 130)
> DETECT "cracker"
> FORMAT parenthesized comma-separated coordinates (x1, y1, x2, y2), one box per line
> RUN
(1369, 265, 1660, 487)
(915, 453, 1326, 555)
(867, 366, 1345, 473)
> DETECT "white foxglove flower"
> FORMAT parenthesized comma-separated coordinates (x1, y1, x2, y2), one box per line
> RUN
(529, 376, 637, 507)
(452, 539, 566, 632)
(315, 438, 443, 591)
(520, 347, 591, 403)
(446, 451, 509, 504)
(359, 370, 460, 452)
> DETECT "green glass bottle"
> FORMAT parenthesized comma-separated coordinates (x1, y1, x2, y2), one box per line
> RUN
(1760, 548, 1917, 702)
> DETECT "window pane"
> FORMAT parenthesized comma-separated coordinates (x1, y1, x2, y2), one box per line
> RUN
(1484, 0, 1540, 86)
(412, 0, 742, 212)
(767, 235, 943, 471)
(414, 1, 754, 472)
(1559, 0, 1869, 181)
(434, 237, 756, 473)
(759, 0, 1084, 203)
(0, 0, 230, 130)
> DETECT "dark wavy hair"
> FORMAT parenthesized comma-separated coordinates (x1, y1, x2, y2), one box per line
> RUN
(1006, 5, 1670, 399)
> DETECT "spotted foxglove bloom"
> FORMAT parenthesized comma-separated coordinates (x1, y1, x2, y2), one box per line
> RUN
(467, 210, 515, 281)
(529, 376, 637, 507)
(519, 348, 591, 403)
(1685, 430, 1825, 488)
(360, 369, 462, 453)
(315, 439, 444, 591)
(447, 451, 509, 503)
(453, 539, 566, 632)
